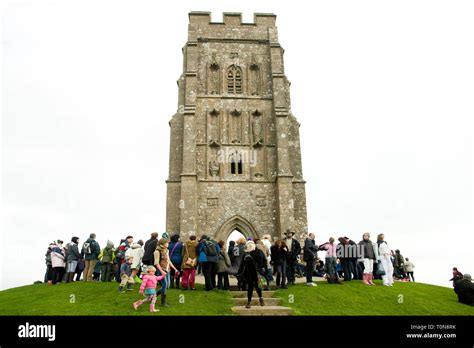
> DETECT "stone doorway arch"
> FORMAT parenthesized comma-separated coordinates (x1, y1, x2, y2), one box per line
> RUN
(214, 215, 259, 243)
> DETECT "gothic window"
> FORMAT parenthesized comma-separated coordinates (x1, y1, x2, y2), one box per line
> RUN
(227, 65, 242, 94)
(230, 153, 243, 175)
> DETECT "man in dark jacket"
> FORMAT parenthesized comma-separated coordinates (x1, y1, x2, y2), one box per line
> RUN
(142, 232, 159, 266)
(394, 249, 406, 279)
(337, 237, 355, 281)
(454, 274, 474, 305)
(303, 233, 318, 286)
(82, 233, 100, 282)
(283, 229, 301, 285)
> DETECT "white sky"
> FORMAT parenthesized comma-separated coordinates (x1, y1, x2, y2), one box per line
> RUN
(1, 0, 473, 290)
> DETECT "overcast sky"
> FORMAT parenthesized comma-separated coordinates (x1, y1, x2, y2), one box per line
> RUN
(1, 0, 473, 290)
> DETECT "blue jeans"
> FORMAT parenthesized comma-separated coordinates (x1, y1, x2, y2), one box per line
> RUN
(155, 271, 170, 295)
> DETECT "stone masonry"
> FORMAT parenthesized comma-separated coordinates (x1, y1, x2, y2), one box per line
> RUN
(166, 12, 308, 242)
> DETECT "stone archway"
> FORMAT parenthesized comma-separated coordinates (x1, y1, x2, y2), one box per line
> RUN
(214, 215, 259, 243)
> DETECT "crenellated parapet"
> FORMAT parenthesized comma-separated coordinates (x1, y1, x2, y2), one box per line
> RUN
(188, 12, 276, 27)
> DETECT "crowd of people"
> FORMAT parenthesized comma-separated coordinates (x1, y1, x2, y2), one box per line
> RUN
(43, 230, 473, 311)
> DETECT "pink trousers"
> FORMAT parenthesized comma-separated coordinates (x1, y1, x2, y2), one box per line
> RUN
(181, 268, 196, 289)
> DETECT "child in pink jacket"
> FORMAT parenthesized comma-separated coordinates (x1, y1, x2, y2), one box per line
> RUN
(133, 266, 164, 312)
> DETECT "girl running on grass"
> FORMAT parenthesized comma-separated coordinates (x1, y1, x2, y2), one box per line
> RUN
(133, 266, 164, 313)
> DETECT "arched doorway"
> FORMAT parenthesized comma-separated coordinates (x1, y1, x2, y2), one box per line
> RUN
(215, 215, 259, 252)
(225, 229, 245, 255)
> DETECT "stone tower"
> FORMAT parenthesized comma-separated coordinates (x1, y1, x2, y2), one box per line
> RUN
(166, 12, 308, 242)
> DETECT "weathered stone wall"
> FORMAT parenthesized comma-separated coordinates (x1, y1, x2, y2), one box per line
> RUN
(166, 12, 308, 241)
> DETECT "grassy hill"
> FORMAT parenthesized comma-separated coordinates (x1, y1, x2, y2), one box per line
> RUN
(0, 280, 472, 316)
(276, 280, 474, 316)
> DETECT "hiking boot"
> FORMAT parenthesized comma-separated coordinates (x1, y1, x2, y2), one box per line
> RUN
(281, 285, 288, 289)
(259, 297, 265, 306)
(126, 284, 133, 291)
(245, 302, 251, 309)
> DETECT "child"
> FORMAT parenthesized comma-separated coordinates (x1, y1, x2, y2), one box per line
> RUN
(118, 256, 134, 293)
(133, 266, 164, 313)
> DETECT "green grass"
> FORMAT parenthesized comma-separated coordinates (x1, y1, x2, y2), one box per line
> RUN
(0, 280, 472, 316)
(0, 282, 234, 316)
(275, 280, 474, 316)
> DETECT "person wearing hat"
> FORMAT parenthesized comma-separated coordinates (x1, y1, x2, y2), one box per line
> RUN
(98, 240, 116, 282)
(283, 229, 301, 285)
(454, 273, 474, 306)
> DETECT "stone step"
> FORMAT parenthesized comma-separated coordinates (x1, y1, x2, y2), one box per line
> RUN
(231, 305, 293, 316)
(232, 297, 282, 306)
(230, 291, 275, 298)
(228, 285, 277, 291)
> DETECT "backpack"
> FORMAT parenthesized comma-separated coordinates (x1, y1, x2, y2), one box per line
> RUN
(116, 248, 125, 260)
(82, 241, 93, 255)
(204, 240, 217, 257)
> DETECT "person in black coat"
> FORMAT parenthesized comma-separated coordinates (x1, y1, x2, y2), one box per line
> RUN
(270, 239, 290, 289)
(283, 229, 301, 285)
(454, 274, 474, 306)
(239, 241, 266, 308)
(303, 233, 318, 286)
(142, 232, 159, 266)
(337, 237, 356, 282)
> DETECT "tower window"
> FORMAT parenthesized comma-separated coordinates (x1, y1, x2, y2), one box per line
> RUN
(230, 156, 243, 175)
(227, 65, 243, 94)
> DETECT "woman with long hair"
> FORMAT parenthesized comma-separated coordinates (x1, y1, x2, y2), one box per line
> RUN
(270, 239, 289, 289)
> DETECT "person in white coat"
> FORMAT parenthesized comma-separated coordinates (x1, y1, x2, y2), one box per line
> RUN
(377, 233, 394, 286)
(125, 240, 144, 279)
(404, 258, 415, 282)
(261, 234, 272, 265)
